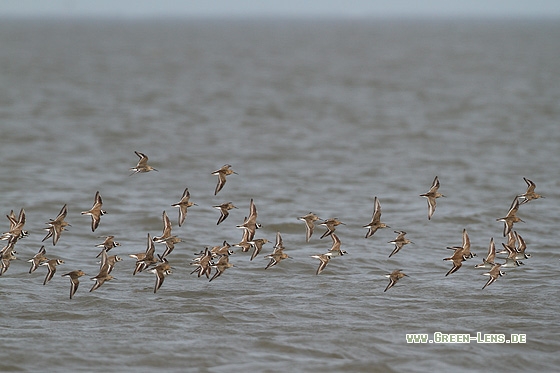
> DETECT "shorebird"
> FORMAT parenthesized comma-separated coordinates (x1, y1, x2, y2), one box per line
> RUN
(132, 233, 158, 275)
(42, 204, 70, 246)
(496, 197, 524, 237)
(171, 187, 197, 227)
(475, 238, 496, 269)
(41, 258, 65, 285)
(500, 243, 526, 267)
(1, 208, 28, 244)
(446, 228, 475, 259)
(311, 253, 330, 275)
(443, 247, 466, 276)
(153, 211, 173, 243)
(81, 191, 106, 232)
(214, 202, 237, 225)
(298, 212, 321, 242)
(212, 164, 237, 195)
(190, 248, 213, 278)
(99, 249, 122, 274)
(513, 231, 531, 259)
(319, 218, 345, 239)
(95, 235, 121, 258)
(129, 151, 158, 175)
(363, 197, 389, 238)
(481, 263, 506, 290)
(249, 238, 269, 261)
(160, 235, 182, 259)
(236, 199, 261, 242)
(265, 232, 290, 269)
(210, 241, 234, 258)
(28, 245, 49, 274)
(148, 258, 172, 293)
(388, 231, 413, 258)
(326, 233, 347, 257)
(233, 226, 252, 253)
(0, 245, 17, 276)
(518, 177, 544, 205)
(209, 254, 234, 282)
(384, 269, 408, 292)
(420, 176, 445, 220)
(61, 270, 86, 299)
(90, 263, 114, 292)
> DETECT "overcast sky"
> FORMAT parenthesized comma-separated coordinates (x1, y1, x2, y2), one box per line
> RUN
(1, 0, 559, 18)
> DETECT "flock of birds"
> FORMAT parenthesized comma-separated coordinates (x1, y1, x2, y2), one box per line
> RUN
(0, 151, 545, 298)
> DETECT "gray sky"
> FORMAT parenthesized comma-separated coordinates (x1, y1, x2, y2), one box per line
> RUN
(1, 0, 559, 18)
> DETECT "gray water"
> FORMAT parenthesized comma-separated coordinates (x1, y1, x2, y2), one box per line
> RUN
(1, 17, 559, 372)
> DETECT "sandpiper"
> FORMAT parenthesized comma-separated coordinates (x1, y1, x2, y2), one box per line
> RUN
(496, 197, 524, 237)
(265, 232, 290, 269)
(129, 151, 158, 175)
(61, 270, 86, 299)
(28, 245, 49, 274)
(95, 235, 121, 258)
(443, 247, 466, 276)
(153, 211, 173, 243)
(212, 164, 237, 195)
(214, 202, 237, 225)
(518, 177, 544, 205)
(384, 269, 408, 292)
(388, 231, 413, 258)
(319, 218, 345, 239)
(148, 258, 172, 293)
(41, 258, 65, 285)
(209, 254, 234, 282)
(81, 191, 106, 232)
(171, 187, 197, 227)
(132, 233, 158, 275)
(446, 229, 475, 259)
(160, 235, 182, 259)
(42, 204, 70, 246)
(311, 253, 331, 275)
(420, 176, 445, 220)
(474, 238, 496, 269)
(249, 238, 269, 261)
(190, 248, 213, 278)
(481, 263, 506, 290)
(298, 212, 321, 242)
(363, 197, 389, 238)
(326, 233, 347, 257)
(233, 227, 252, 253)
(90, 263, 114, 292)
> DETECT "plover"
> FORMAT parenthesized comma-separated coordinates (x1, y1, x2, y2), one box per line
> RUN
(481, 263, 506, 290)
(81, 191, 106, 232)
